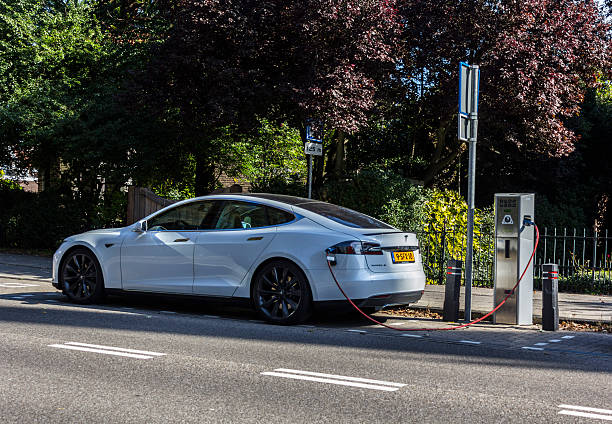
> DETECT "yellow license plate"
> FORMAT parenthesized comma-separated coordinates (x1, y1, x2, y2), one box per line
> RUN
(392, 251, 415, 263)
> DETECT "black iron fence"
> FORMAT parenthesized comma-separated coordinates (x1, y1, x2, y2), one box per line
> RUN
(418, 225, 611, 295)
(535, 228, 611, 294)
(418, 221, 494, 288)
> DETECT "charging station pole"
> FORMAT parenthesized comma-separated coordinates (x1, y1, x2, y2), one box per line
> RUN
(458, 63, 480, 321)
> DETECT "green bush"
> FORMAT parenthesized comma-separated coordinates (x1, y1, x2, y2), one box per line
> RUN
(320, 167, 425, 225)
(0, 185, 127, 250)
(0, 170, 23, 191)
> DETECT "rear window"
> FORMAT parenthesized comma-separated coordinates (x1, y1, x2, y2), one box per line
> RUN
(298, 202, 393, 229)
(267, 206, 295, 225)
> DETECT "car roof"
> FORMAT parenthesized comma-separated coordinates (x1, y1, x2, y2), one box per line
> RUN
(231, 193, 319, 206)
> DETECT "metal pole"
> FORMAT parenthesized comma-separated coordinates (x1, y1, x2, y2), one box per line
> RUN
(307, 155, 313, 199)
(464, 139, 476, 321)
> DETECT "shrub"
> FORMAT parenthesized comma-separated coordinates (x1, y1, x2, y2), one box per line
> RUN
(320, 167, 425, 224)
(0, 185, 127, 250)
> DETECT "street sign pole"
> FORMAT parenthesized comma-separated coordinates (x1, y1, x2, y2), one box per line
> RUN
(307, 155, 313, 199)
(464, 138, 476, 321)
(305, 120, 323, 199)
(458, 63, 480, 322)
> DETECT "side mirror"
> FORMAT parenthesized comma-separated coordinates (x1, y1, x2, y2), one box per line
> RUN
(132, 221, 146, 233)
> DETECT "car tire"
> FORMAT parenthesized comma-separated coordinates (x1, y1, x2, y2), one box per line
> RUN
(60, 248, 105, 304)
(252, 260, 312, 325)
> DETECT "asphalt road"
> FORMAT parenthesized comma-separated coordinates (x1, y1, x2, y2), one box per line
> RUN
(0, 277, 610, 423)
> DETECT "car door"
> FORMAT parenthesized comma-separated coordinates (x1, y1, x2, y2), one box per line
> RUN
(121, 200, 218, 293)
(193, 200, 282, 297)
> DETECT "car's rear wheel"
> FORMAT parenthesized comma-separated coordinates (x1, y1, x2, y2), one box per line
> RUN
(253, 260, 312, 325)
(60, 248, 105, 304)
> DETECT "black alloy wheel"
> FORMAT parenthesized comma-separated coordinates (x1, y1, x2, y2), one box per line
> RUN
(253, 260, 312, 325)
(61, 248, 105, 304)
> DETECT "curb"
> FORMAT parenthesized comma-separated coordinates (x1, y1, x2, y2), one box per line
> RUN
(408, 304, 611, 326)
(0, 273, 52, 283)
(0, 261, 51, 271)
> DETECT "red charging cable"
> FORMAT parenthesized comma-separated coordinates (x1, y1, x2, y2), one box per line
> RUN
(327, 224, 540, 331)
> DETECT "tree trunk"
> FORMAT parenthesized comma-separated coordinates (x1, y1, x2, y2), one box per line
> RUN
(194, 156, 217, 196)
(324, 130, 346, 180)
(422, 117, 458, 186)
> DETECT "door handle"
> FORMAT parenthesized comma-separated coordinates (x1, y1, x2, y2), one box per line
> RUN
(174, 238, 190, 242)
(247, 236, 263, 241)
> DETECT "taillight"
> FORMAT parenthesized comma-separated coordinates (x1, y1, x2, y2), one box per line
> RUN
(326, 241, 383, 264)
(361, 242, 383, 255)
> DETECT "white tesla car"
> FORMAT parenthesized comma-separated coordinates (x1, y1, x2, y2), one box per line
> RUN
(52, 194, 425, 324)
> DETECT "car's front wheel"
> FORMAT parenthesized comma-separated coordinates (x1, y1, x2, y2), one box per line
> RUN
(60, 248, 105, 304)
(252, 260, 312, 325)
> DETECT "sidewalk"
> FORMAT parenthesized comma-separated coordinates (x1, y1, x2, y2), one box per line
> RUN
(0, 253, 52, 281)
(413, 285, 611, 324)
(0, 252, 610, 323)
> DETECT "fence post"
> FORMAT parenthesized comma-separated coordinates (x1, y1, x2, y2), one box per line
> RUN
(439, 221, 447, 285)
(592, 229, 597, 283)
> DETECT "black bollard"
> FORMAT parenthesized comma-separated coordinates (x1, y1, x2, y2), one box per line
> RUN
(542, 263, 559, 331)
(443, 259, 462, 322)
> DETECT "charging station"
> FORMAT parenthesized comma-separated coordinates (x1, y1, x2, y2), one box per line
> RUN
(493, 193, 535, 325)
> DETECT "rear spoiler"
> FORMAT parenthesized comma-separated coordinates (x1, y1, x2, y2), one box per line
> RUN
(361, 231, 416, 236)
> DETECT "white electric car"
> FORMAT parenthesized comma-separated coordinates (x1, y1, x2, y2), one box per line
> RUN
(53, 194, 425, 324)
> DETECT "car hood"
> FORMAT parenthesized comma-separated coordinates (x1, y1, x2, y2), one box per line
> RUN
(64, 227, 124, 242)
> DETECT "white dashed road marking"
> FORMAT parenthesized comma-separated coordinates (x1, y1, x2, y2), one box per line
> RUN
(522, 346, 544, 351)
(558, 404, 612, 421)
(347, 329, 367, 334)
(261, 368, 406, 392)
(459, 340, 481, 345)
(402, 334, 423, 338)
(48, 342, 167, 360)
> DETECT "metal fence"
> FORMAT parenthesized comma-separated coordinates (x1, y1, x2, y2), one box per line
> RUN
(418, 222, 494, 288)
(535, 228, 611, 294)
(419, 225, 611, 294)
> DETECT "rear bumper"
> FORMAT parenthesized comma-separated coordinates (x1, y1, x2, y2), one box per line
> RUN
(305, 266, 426, 302)
(358, 290, 424, 308)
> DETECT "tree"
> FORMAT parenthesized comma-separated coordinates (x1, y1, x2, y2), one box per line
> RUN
(391, 0, 610, 186)
(0, 0, 166, 226)
(135, 0, 400, 195)
(258, 0, 400, 185)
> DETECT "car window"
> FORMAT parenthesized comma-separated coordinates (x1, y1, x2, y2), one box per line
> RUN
(215, 201, 269, 229)
(297, 202, 393, 229)
(267, 206, 295, 225)
(147, 201, 217, 231)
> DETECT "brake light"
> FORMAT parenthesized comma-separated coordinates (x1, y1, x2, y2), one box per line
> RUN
(326, 241, 383, 255)
(362, 242, 383, 255)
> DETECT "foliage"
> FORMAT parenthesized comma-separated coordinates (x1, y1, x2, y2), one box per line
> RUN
(0, 186, 80, 249)
(320, 167, 423, 223)
(0, 170, 22, 191)
(232, 120, 306, 189)
(371, 0, 611, 185)
(134, 0, 400, 194)
(0, 0, 161, 229)
(414, 189, 494, 285)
